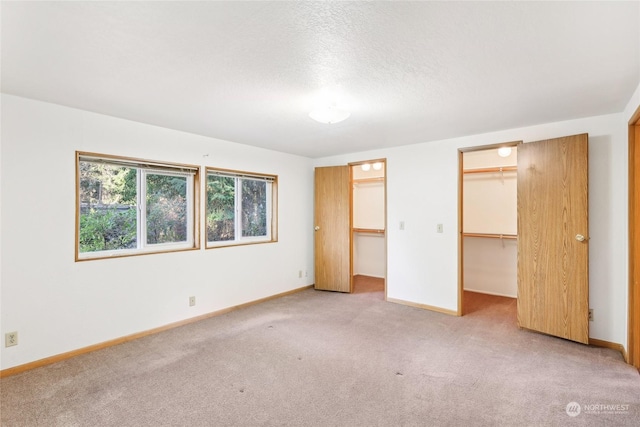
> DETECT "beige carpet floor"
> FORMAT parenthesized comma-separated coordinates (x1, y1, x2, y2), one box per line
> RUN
(1, 284, 639, 426)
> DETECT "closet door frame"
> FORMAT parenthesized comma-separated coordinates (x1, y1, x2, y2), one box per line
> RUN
(457, 142, 521, 315)
(628, 104, 640, 369)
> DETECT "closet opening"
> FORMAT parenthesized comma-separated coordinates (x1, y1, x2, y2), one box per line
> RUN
(350, 160, 386, 299)
(460, 145, 518, 319)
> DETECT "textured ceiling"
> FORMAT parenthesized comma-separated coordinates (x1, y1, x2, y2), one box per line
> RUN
(2, 1, 639, 158)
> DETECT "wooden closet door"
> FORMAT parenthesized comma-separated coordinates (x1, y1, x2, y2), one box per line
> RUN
(517, 134, 589, 344)
(314, 166, 351, 292)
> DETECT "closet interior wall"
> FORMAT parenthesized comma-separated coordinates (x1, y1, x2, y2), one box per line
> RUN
(463, 148, 517, 297)
(352, 164, 385, 279)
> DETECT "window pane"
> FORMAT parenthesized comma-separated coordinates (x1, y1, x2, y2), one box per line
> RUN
(146, 173, 188, 244)
(241, 179, 267, 237)
(79, 161, 137, 252)
(207, 175, 236, 241)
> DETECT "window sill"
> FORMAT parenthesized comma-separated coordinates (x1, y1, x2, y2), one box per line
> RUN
(76, 245, 199, 262)
(205, 239, 277, 250)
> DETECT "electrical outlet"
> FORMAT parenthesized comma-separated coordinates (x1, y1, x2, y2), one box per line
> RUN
(589, 309, 593, 321)
(189, 296, 196, 307)
(298, 270, 303, 278)
(5, 332, 18, 347)
(305, 271, 308, 277)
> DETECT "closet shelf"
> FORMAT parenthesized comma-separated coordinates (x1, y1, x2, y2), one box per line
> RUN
(463, 166, 517, 175)
(353, 177, 384, 184)
(353, 228, 385, 234)
(463, 232, 517, 240)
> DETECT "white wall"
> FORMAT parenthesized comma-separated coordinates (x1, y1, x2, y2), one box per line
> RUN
(353, 233, 386, 278)
(463, 237, 517, 297)
(624, 81, 640, 120)
(462, 157, 517, 235)
(315, 112, 629, 347)
(353, 181, 385, 230)
(0, 95, 315, 370)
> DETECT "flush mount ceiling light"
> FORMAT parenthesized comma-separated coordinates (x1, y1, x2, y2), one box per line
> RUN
(372, 162, 383, 171)
(498, 147, 512, 158)
(309, 105, 351, 124)
(361, 163, 371, 171)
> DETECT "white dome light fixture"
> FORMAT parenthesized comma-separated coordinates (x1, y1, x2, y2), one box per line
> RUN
(498, 147, 512, 158)
(372, 162, 383, 171)
(361, 163, 371, 172)
(309, 105, 351, 124)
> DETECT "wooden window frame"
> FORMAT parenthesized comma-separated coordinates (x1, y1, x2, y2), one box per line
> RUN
(75, 151, 201, 261)
(205, 167, 278, 249)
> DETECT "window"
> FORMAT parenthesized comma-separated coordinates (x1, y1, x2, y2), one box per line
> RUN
(206, 168, 277, 247)
(76, 152, 199, 260)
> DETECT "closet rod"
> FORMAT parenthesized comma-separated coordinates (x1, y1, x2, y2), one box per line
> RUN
(353, 228, 385, 234)
(463, 166, 517, 175)
(463, 232, 517, 240)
